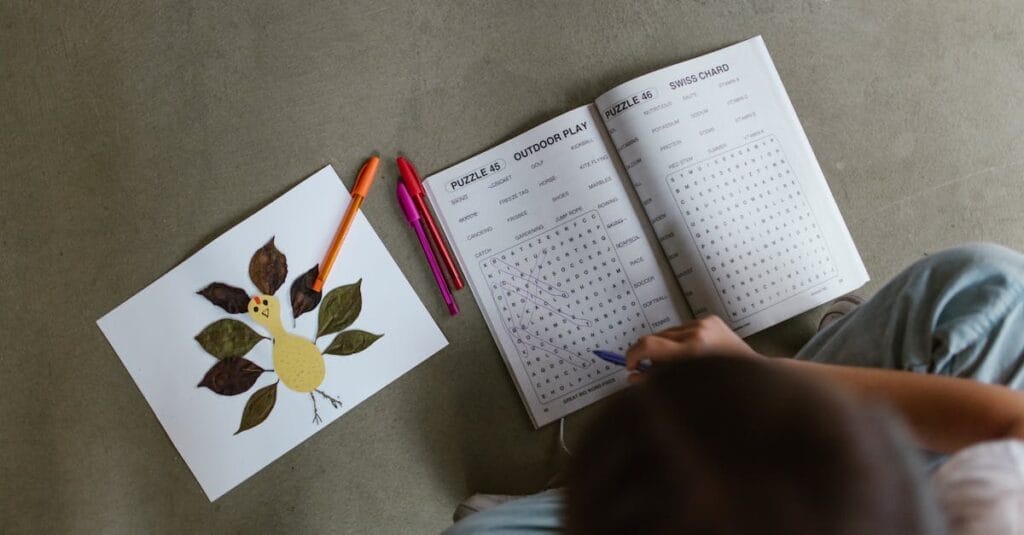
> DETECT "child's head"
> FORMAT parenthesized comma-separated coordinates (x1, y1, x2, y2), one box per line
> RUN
(565, 356, 945, 535)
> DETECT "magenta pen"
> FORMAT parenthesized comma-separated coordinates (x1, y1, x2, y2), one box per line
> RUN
(397, 182, 459, 315)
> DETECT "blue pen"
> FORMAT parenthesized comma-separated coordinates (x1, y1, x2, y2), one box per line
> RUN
(592, 350, 650, 372)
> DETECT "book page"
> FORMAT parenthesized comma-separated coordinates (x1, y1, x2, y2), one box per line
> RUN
(594, 36, 868, 337)
(423, 104, 686, 427)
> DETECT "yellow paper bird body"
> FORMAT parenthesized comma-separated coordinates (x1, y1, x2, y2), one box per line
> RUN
(247, 295, 325, 393)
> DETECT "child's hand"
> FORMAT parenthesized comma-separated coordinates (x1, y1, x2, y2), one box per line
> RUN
(625, 315, 762, 382)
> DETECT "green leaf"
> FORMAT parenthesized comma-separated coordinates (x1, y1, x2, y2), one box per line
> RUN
(317, 279, 362, 337)
(194, 318, 265, 359)
(290, 265, 322, 321)
(197, 357, 265, 395)
(197, 282, 250, 314)
(235, 381, 278, 434)
(249, 237, 288, 295)
(325, 330, 383, 356)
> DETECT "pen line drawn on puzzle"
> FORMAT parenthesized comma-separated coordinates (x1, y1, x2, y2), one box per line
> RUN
(500, 249, 598, 371)
(480, 211, 651, 406)
(665, 135, 840, 322)
(193, 237, 384, 434)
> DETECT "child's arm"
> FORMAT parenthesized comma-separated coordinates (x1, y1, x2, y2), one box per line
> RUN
(776, 358, 1024, 454)
(626, 316, 1024, 455)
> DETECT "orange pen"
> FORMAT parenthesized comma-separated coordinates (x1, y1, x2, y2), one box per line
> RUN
(311, 156, 380, 292)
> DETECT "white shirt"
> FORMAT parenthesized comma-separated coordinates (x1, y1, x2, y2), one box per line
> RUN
(932, 439, 1024, 534)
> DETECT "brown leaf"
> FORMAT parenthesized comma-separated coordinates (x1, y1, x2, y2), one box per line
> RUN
(290, 265, 322, 321)
(194, 319, 266, 359)
(249, 237, 288, 295)
(198, 358, 265, 395)
(317, 279, 362, 337)
(324, 330, 383, 356)
(197, 283, 250, 314)
(235, 381, 278, 434)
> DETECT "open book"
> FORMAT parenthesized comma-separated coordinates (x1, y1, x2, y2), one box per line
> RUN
(423, 36, 868, 427)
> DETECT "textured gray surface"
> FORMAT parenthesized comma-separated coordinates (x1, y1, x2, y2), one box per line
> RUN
(3, 1, 1024, 533)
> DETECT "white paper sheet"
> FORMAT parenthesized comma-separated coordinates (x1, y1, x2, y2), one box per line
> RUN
(97, 166, 448, 501)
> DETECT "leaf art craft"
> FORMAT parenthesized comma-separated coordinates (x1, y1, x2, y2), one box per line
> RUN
(194, 237, 383, 434)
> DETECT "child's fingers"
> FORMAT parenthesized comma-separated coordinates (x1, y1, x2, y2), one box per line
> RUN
(626, 334, 691, 369)
(647, 321, 698, 340)
(652, 324, 699, 343)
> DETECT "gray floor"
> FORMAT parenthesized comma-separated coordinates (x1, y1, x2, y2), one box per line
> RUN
(3, 1, 1024, 533)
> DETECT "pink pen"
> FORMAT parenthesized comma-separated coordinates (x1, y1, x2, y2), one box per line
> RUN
(397, 182, 459, 315)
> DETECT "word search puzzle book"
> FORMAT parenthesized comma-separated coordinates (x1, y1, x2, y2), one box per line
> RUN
(424, 36, 868, 427)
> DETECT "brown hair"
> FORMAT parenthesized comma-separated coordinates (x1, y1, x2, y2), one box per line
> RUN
(565, 356, 944, 535)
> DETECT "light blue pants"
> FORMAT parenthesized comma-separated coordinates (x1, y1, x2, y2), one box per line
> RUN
(444, 243, 1024, 534)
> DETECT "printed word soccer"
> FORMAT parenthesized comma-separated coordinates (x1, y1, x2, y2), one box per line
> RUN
(667, 135, 838, 321)
(480, 212, 648, 404)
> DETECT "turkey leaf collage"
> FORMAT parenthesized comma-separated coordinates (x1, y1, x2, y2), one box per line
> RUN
(192, 237, 383, 433)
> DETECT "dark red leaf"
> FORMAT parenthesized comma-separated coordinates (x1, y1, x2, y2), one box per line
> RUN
(197, 358, 265, 395)
(249, 237, 288, 295)
(290, 265, 322, 320)
(197, 282, 250, 314)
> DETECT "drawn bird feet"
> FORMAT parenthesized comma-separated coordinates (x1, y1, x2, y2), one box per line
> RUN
(310, 392, 323, 425)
